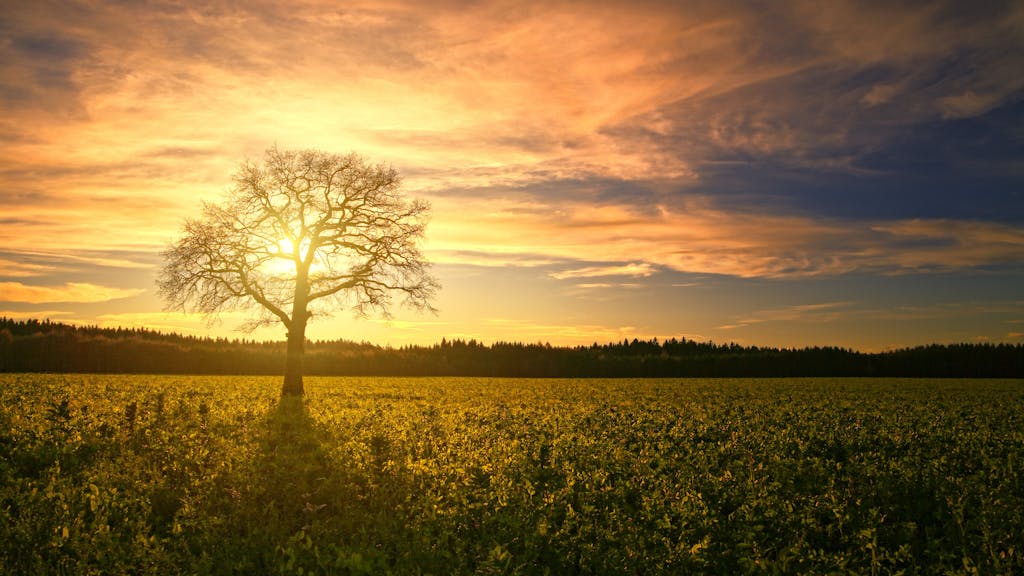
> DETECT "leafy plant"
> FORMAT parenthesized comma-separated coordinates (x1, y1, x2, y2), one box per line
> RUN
(0, 375, 1021, 574)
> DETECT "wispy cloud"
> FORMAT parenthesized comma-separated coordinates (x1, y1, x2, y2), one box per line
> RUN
(429, 196, 1024, 278)
(482, 317, 641, 344)
(551, 262, 654, 280)
(429, 250, 561, 268)
(0, 282, 144, 304)
(573, 283, 642, 290)
(0, 258, 55, 278)
(0, 309, 75, 320)
(717, 302, 856, 330)
(869, 220, 1024, 271)
(1, 250, 157, 270)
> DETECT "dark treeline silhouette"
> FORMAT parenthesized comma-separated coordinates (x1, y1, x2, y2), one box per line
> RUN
(1, 317, 1022, 378)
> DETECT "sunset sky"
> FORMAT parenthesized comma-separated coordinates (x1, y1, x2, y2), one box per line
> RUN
(1, 0, 1022, 351)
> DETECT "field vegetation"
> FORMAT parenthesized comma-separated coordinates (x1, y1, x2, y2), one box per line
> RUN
(1, 374, 1022, 574)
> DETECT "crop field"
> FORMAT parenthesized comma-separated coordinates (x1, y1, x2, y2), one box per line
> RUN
(1, 375, 1022, 575)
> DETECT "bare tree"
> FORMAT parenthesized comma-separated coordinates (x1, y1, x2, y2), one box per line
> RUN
(159, 147, 438, 396)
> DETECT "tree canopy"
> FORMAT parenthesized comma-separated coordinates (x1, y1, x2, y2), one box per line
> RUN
(158, 147, 438, 394)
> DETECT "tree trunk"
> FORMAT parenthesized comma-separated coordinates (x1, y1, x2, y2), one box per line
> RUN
(282, 321, 306, 396)
(282, 275, 310, 397)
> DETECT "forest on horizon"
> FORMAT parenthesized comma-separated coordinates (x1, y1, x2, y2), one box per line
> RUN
(1, 317, 1021, 378)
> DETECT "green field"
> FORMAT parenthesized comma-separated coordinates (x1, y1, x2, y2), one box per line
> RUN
(1, 375, 1022, 574)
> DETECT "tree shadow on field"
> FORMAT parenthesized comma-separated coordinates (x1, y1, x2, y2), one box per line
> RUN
(185, 396, 342, 573)
(255, 395, 334, 530)
(193, 394, 413, 574)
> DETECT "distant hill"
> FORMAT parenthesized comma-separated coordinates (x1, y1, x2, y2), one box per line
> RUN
(1, 317, 1021, 378)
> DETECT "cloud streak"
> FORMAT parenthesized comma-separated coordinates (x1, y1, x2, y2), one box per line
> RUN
(0, 258, 55, 278)
(0, 282, 144, 304)
(717, 302, 856, 330)
(551, 263, 655, 280)
(430, 195, 1024, 278)
(481, 317, 641, 344)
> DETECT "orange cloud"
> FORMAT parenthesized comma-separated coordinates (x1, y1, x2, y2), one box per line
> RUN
(0, 309, 75, 320)
(573, 283, 642, 290)
(0, 258, 54, 277)
(868, 220, 1024, 272)
(551, 263, 655, 280)
(1, 0, 1020, 287)
(0, 282, 144, 304)
(717, 302, 856, 330)
(429, 195, 1024, 278)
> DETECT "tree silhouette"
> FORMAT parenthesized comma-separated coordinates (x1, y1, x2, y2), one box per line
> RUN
(158, 147, 438, 395)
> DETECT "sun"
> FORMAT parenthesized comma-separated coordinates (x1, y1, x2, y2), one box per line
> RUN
(259, 238, 298, 277)
(263, 236, 327, 278)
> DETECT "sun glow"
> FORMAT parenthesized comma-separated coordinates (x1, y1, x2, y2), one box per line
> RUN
(262, 236, 332, 278)
(260, 238, 298, 277)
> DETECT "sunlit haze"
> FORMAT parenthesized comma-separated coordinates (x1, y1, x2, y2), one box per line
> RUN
(1, 0, 1022, 351)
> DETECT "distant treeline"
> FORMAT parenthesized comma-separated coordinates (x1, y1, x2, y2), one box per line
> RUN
(1, 317, 1022, 378)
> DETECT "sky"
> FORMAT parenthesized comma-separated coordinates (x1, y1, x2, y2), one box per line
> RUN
(1, 0, 1022, 351)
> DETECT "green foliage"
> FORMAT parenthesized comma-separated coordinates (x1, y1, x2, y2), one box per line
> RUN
(1, 375, 1022, 574)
